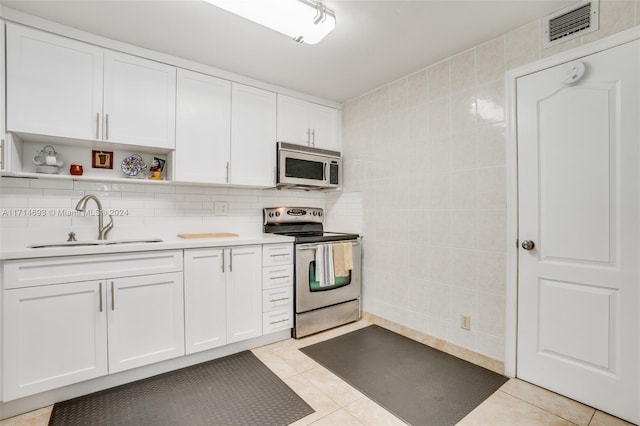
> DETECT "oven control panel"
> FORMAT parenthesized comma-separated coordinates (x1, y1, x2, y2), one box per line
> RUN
(263, 207, 323, 225)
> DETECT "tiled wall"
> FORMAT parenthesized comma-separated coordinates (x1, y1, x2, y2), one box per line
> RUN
(339, 0, 640, 361)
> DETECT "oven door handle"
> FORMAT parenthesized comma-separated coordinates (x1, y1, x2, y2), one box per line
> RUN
(298, 241, 360, 250)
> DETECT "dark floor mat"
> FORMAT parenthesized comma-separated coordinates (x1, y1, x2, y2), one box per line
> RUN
(300, 325, 508, 426)
(48, 351, 313, 426)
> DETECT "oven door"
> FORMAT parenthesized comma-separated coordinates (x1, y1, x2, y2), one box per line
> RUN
(295, 240, 361, 313)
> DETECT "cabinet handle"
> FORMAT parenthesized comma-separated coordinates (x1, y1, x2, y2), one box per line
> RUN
(111, 281, 115, 311)
(306, 128, 311, 145)
(270, 253, 289, 257)
(229, 248, 233, 272)
(222, 251, 225, 273)
(270, 318, 289, 325)
(269, 275, 290, 280)
(105, 114, 110, 140)
(225, 162, 229, 183)
(99, 282, 103, 312)
(311, 129, 315, 147)
(0, 139, 4, 170)
(96, 112, 100, 139)
(269, 297, 290, 302)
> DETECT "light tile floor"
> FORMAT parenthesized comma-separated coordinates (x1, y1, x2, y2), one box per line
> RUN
(0, 319, 634, 426)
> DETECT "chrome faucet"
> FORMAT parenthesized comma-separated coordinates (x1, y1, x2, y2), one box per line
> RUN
(75, 194, 114, 240)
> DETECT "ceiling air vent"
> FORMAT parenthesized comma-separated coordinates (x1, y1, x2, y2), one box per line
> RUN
(543, 1, 599, 48)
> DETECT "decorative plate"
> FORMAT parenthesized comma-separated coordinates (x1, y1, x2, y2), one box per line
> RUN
(121, 155, 144, 177)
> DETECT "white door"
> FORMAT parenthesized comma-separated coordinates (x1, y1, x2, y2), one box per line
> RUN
(230, 83, 277, 187)
(184, 248, 227, 354)
(226, 246, 263, 344)
(175, 69, 231, 184)
(107, 273, 184, 373)
(516, 40, 639, 424)
(6, 23, 103, 140)
(2, 281, 108, 400)
(103, 50, 176, 149)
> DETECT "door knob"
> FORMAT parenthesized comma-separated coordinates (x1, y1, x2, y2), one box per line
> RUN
(521, 240, 536, 250)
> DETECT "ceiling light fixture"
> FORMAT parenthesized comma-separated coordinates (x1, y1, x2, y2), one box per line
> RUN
(205, 0, 336, 45)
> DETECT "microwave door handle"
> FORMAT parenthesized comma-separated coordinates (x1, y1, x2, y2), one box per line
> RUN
(323, 161, 328, 183)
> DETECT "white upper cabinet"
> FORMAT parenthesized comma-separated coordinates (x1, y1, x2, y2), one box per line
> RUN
(1, 21, 6, 172)
(6, 23, 103, 141)
(230, 83, 277, 187)
(309, 102, 340, 151)
(276, 94, 339, 151)
(6, 23, 176, 150)
(175, 69, 231, 184)
(103, 51, 176, 150)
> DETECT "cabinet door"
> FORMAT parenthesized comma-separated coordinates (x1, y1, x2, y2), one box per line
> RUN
(3, 281, 108, 401)
(226, 246, 263, 343)
(107, 272, 184, 373)
(310, 103, 339, 151)
(6, 23, 103, 140)
(1, 21, 5, 172)
(184, 248, 227, 354)
(276, 94, 311, 145)
(230, 83, 277, 187)
(103, 50, 176, 149)
(175, 70, 231, 184)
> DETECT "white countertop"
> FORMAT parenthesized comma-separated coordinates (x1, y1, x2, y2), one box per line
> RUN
(0, 233, 294, 261)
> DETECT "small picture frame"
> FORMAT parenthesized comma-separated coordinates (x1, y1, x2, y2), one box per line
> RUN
(92, 150, 113, 169)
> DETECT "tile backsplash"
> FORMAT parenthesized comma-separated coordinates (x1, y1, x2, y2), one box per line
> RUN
(0, 177, 330, 244)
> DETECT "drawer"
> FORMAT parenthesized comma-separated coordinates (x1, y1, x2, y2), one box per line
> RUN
(3, 250, 183, 289)
(262, 243, 293, 267)
(262, 264, 293, 290)
(263, 286, 293, 312)
(263, 308, 293, 335)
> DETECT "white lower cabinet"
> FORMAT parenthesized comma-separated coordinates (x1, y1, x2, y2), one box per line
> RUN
(184, 245, 262, 354)
(2, 243, 293, 402)
(107, 273, 184, 373)
(184, 248, 227, 354)
(2, 251, 184, 401)
(262, 244, 294, 335)
(3, 281, 108, 401)
(226, 246, 263, 343)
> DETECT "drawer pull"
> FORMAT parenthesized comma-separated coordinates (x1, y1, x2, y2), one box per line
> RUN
(269, 318, 289, 325)
(269, 297, 289, 302)
(99, 282, 103, 312)
(269, 275, 290, 280)
(270, 253, 289, 257)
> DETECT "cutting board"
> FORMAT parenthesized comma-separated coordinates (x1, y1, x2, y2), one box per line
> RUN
(177, 233, 239, 239)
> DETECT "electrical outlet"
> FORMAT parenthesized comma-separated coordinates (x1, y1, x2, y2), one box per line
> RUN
(214, 201, 228, 216)
(460, 314, 471, 331)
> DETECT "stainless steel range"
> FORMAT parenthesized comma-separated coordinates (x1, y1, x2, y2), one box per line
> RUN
(263, 207, 361, 338)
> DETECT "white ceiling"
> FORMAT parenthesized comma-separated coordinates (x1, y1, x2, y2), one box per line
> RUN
(1, 0, 574, 103)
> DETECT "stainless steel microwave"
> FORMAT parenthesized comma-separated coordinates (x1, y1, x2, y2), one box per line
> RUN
(276, 142, 341, 189)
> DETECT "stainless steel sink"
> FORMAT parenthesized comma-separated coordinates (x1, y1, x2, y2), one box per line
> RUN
(29, 239, 163, 248)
